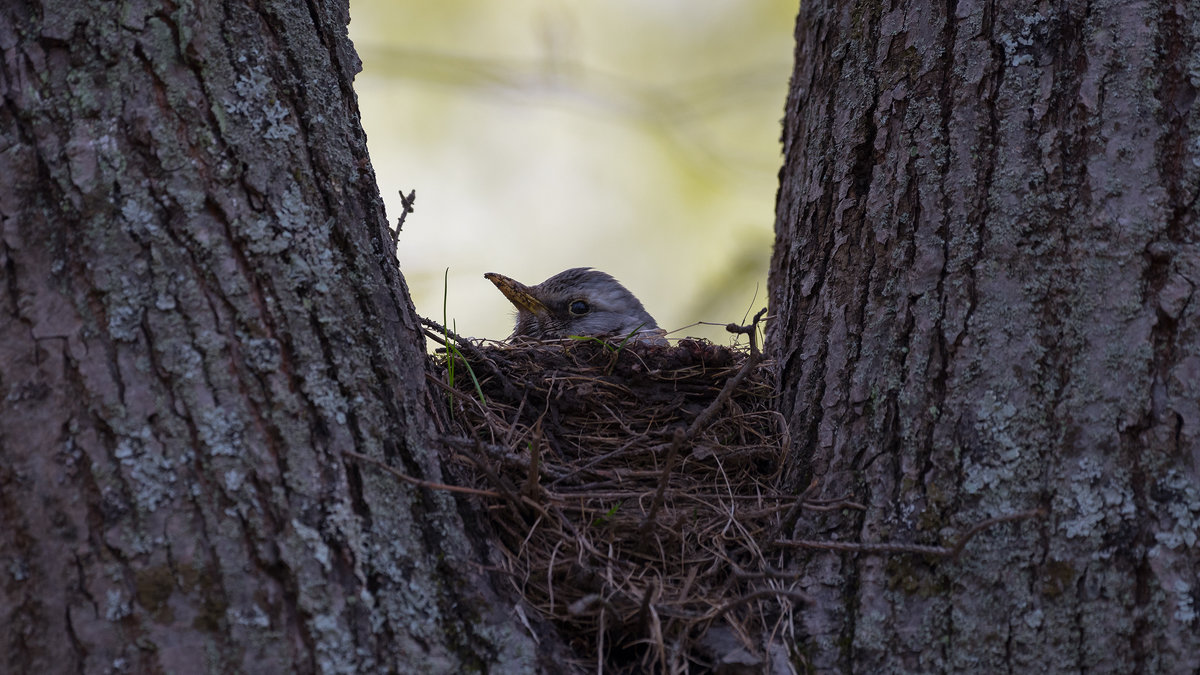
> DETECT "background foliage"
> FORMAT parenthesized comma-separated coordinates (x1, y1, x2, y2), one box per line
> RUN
(351, 0, 796, 342)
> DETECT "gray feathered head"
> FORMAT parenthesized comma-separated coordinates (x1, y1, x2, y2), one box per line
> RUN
(485, 268, 666, 344)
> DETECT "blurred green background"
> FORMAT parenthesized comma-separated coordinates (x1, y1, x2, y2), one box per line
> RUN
(350, 1, 796, 343)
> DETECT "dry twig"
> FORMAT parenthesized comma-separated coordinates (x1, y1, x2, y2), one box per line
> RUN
(773, 508, 1047, 560)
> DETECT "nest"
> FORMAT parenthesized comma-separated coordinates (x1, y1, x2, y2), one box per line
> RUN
(418, 317, 810, 674)
(341, 318, 1050, 673)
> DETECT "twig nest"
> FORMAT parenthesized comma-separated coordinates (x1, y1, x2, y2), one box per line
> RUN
(429, 335, 798, 673)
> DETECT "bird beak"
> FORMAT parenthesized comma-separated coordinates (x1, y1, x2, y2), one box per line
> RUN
(484, 272, 549, 316)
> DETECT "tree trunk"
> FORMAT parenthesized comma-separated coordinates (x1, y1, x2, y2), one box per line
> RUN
(770, 0, 1199, 672)
(1, 1, 540, 672)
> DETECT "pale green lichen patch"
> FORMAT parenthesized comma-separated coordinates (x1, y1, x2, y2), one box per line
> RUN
(1056, 455, 1136, 550)
(226, 603, 270, 629)
(242, 216, 294, 255)
(196, 407, 246, 457)
(241, 335, 282, 372)
(291, 518, 333, 573)
(97, 266, 151, 343)
(1150, 469, 1200, 552)
(961, 391, 1033, 505)
(113, 426, 180, 513)
(223, 468, 244, 492)
(105, 588, 132, 622)
(1171, 579, 1196, 624)
(310, 613, 365, 675)
(223, 63, 299, 144)
(300, 363, 350, 425)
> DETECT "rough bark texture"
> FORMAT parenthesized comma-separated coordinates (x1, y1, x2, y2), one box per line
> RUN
(770, 0, 1199, 672)
(1, 1, 537, 672)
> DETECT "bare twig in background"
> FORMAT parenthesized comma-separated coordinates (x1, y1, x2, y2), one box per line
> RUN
(391, 188, 416, 247)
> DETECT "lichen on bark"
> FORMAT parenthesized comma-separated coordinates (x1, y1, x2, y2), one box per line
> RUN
(769, 0, 1200, 671)
(0, 1, 540, 672)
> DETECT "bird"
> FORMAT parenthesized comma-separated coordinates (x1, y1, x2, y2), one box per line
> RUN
(485, 268, 668, 345)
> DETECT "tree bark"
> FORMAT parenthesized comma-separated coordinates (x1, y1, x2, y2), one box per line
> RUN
(1, 1, 539, 672)
(770, 0, 1199, 672)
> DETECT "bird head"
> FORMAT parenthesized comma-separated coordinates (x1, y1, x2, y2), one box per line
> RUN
(485, 268, 667, 345)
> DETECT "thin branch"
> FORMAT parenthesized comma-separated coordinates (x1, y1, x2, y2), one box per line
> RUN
(773, 509, 1046, 560)
(683, 309, 768, 439)
(343, 449, 501, 498)
(946, 508, 1046, 559)
(422, 317, 521, 400)
(798, 500, 868, 512)
(724, 307, 768, 359)
(776, 477, 819, 536)
(420, 316, 474, 346)
(773, 538, 956, 557)
(392, 188, 416, 248)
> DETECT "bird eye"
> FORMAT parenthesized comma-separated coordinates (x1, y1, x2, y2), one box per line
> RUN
(569, 300, 589, 315)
